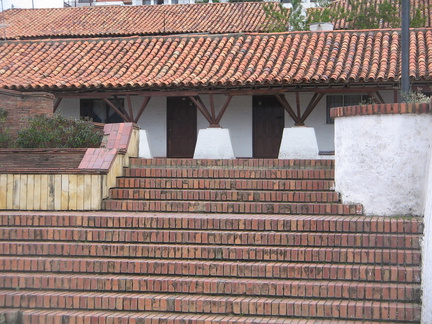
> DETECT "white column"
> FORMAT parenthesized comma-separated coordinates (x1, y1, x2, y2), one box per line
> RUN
(278, 126, 320, 159)
(139, 129, 153, 158)
(193, 128, 235, 159)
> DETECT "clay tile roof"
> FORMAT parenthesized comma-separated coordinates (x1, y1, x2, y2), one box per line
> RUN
(0, 29, 431, 91)
(311, 0, 432, 30)
(0, 2, 287, 40)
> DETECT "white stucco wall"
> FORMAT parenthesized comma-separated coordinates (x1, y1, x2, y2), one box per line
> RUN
(56, 91, 394, 158)
(422, 150, 432, 323)
(335, 113, 432, 216)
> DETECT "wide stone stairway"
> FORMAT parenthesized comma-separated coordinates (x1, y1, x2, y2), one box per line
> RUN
(0, 158, 423, 323)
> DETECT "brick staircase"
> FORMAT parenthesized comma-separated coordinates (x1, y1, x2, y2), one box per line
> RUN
(0, 158, 423, 323)
(103, 158, 363, 215)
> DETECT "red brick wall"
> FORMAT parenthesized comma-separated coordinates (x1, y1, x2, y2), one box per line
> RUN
(0, 148, 87, 170)
(0, 89, 54, 139)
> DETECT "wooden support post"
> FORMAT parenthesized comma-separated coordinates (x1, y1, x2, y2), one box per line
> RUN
(375, 91, 385, 103)
(113, 95, 131, 121)
(53, 98, 63, 113)
(189, 96, 215, 126)
(126, 95, 134, 122)
(134, 96, 151, 124)
(275, 94, 302, 125)
(102, 98, 130, 122)
(215, 95, 232, 125)
(209, 94, 216, 121)
(299, 92, 325, 124)
(295, 92, 301, 118)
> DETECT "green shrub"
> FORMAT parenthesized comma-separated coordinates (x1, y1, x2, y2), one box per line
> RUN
(0, 108, 11, 148)
(402, 90, 431, 104)
(16, 114, 103, 148)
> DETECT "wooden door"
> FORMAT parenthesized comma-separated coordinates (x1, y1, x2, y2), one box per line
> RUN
(167, 97, 197, 158)
(253, 96, 284, 158)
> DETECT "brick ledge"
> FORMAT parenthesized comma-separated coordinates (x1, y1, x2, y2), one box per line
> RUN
(330, 102, 431, 118)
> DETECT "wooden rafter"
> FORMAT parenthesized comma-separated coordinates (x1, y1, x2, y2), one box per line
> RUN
(53, 85, 394, 99)
(134, 96, 151, 123)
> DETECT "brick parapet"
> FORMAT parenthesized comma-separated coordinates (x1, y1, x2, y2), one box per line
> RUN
(0, 89, 54, 139)
(330, 102, 431, 118)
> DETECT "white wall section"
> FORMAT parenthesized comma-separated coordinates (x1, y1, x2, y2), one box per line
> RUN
(335, 114, 432, 216)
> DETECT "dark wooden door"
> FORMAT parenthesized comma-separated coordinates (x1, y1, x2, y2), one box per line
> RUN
(253, 96, 285, 158)
(167, 97, 197, 158)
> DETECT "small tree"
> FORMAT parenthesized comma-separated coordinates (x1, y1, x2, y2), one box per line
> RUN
(263, 2, 291, 32)
(307, 0, 428, 29)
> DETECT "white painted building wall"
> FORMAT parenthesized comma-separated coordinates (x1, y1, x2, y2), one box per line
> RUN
(57, 91, 394, 158)
(335, 113, 432, 216)
(422, 150, 432, 323)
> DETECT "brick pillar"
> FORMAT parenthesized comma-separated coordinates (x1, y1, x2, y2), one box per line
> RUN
(0, 89, 55, 139)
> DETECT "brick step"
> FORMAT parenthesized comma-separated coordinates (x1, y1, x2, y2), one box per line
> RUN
(116, 178, 336, 191)
(0, 257, 420, 283)
(129, 158, 335, 169)
(0, 212, 422, 234)
(16, 309, 392, 324)
(0, 290, 421, 322)
(0, 273, 420, 302)
(0, 227, 420, 249)
(0, 242, 420, 265)
(108, 189, 341, 203)
(0, 309, 20, 324)
(103, 200, 363, 215)
(123, 168, 335, 180)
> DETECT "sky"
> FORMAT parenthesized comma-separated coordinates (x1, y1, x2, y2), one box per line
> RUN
(1, 0, 64, 10)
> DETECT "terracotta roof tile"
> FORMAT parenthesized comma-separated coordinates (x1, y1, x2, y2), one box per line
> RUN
(0, 29, 431, 91)
(312, 0, 432, 30)
(0, 2, 286, 40)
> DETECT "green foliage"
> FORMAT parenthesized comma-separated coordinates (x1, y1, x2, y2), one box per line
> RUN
(307, 0, 429, 30)
(401, 90, 431, 103)
(229, 0, 262, 2)
(16, 114, 103, 148)
(263, 2, 291, 32)
(0, 108, 11, 148)
(288, 0, 306, 31)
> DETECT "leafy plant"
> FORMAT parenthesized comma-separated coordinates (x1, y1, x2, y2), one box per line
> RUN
(307, 0, 429, 30)
(16, 114, 103, 148)
(0, 108, 11, 148)
(401, 90, 431, 104)
(263, 2, 291, 32)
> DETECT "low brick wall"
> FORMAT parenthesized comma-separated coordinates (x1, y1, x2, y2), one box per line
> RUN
(0, 148, 87, 170)
(0, 123, 139, 211)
